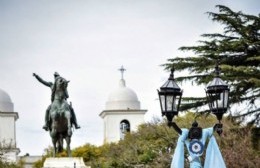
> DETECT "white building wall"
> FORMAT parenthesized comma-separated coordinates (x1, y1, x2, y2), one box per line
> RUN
(19, 156, 42, 168)
(2, 150, 19, 162)
(0, 89, 19, 163)
(0, 112, 19, 163)
(101, 110, 147, 143)
(0, 114, 16, 147)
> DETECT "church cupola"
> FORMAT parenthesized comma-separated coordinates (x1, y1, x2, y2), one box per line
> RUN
(99, 66, 147, 143)
(105, 66, 140, 110)
(0, 88, 14, 112)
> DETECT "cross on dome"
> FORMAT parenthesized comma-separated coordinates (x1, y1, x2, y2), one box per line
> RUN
(118, 65, 126, 79)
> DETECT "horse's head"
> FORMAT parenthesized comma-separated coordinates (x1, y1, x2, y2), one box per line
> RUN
(55, 77, 69, 90)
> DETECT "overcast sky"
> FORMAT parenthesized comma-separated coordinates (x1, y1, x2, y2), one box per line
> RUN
(0, 0, 259, 156)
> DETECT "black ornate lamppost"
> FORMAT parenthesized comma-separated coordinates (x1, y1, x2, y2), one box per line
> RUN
(205, 64, 229, 135)
(158, 64, 230, 135)
(157, 66, 229, 167)
(158, 68, 183, 134)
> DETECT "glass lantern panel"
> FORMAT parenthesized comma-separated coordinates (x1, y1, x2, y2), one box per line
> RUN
(166, 95, 176, 111)
(160, 95, 166, 112)
(216, 90, 228, 108)
(207, 93, 217, 109)
(223, 90, 229, 108)
(216, 93, 223, 108)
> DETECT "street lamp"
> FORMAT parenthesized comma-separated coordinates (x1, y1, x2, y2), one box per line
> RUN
(158, 66, 227, 167)
(205, 64, 229, 135)
(205, 64, 229, 122)
(158, 68, 183, 134)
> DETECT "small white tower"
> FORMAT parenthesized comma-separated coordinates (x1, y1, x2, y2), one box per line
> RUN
(0, 88, 20, 162)
(99, 66, 147, 143)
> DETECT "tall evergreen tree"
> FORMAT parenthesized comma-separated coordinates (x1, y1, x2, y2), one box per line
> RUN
(164, 5, 260, 125)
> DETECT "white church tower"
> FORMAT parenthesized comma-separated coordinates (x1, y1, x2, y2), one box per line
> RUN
(0, 88, 20, 162)
(99, 66, 147, 143)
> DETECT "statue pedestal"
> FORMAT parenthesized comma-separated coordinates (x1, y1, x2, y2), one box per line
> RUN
(43, 157, 90, 168)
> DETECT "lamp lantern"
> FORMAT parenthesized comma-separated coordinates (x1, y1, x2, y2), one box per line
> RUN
(205, 64, 229, 121)
(158, 68, 183, 123)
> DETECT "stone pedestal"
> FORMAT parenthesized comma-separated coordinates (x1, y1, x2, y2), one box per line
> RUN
(43, 157, 90, 168)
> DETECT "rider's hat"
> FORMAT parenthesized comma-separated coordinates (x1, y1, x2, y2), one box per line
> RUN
(54, 72, 60, 77)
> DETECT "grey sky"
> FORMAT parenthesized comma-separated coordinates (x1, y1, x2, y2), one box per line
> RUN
(0, 0, 259, 155)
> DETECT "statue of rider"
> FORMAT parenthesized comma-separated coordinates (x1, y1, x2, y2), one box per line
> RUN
(33, 72, 80, 131)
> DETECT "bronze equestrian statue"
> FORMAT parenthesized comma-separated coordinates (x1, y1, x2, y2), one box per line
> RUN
(33, 72, 80, 157)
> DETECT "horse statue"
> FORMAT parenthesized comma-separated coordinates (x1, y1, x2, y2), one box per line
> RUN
(49, 77, 72, 157)
(33, 72, 80, 157)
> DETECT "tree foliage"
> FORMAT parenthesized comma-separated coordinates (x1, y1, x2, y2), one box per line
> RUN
(163, 5, 260, 125)
(77, 113, 260, 167)
(33, 113, 260, 167)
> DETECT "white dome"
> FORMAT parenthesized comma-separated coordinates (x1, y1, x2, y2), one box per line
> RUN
(0, 88, 14, 112)
(106, 79, 140, 110)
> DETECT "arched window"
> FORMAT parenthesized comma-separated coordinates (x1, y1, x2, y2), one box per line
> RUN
(120, 120, 130, 140)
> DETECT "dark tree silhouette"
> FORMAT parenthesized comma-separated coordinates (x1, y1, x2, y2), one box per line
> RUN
(163, 5, 260, 125)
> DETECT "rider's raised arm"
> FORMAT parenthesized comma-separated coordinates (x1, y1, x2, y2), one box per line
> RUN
(33, 73, 53, 87)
